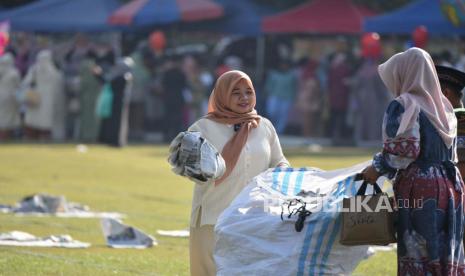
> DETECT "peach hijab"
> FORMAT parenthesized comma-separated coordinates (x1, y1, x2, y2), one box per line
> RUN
(206, 70, 261, 184)
(378, 47, 457, 148)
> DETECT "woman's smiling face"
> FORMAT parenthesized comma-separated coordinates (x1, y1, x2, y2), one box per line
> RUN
(229, 78, 255, 114)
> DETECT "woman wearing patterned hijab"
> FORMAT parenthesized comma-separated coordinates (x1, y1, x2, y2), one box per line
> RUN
(362, 48, 465, 275)
(187, 70, 289, 276)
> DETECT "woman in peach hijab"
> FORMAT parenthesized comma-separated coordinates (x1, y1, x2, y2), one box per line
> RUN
(362, 48, 465, 275)
(187, 70, 289, 276)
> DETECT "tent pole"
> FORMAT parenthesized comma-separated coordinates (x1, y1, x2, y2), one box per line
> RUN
(114, 31, 122, 58)
(255, 35, 265, 83)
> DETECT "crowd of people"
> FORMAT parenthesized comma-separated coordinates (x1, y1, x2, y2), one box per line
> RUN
(0, 34, 463, 148)
(0, 34, 135, 146)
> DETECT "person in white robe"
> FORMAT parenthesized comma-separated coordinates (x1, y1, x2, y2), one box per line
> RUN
(22, 50, 64, 140)
(0, 53, 21, 140)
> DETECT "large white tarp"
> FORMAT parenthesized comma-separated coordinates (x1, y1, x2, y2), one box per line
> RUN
(215, 161, 392, 276)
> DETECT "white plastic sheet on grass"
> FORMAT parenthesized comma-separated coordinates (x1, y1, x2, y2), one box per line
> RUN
(1, 194, 125, 219)
(215, 161, 394, 276)
(0, 231, 90, 248)
(101, 218, 157, 249)
(156, 229, 189, 238)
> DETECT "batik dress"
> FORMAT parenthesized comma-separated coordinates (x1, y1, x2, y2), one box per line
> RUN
(373, 99, 465, 275)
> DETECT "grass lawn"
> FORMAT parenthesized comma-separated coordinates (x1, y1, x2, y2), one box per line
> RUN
(0, 144, 396, 275)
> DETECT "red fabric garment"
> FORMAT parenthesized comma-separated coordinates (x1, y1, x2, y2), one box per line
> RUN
(328, 55, 351, 111)
(300, 59, 318, 80)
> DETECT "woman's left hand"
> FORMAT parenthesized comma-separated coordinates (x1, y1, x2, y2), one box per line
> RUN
(362, 165, 381, 184)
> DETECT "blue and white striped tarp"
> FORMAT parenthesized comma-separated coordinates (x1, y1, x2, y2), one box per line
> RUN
(215, 162, 374, 276)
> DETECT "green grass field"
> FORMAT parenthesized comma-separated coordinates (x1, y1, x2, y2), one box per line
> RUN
(0, 144, 396, 275)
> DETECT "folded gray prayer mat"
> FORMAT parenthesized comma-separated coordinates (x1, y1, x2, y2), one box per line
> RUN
(168, 131, 225, 183)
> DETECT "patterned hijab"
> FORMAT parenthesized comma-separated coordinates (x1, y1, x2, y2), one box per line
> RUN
(206, 70, 261, 185)
(378, 47, 456, 148)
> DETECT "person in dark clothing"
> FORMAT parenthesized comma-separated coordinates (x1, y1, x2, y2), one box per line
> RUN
(436, 65, 465, 109)
(161, 55, 187, 142)
(436, 65, 465, 181)
(328, 52, 351, 145)
(96, 57, 133, 147)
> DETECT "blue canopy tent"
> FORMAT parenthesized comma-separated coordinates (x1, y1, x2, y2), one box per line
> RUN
(0, 0, 122, 33)
(364, 0, 465, 35)
(184, 0, 278, 36)
(182, 1, 279, 83)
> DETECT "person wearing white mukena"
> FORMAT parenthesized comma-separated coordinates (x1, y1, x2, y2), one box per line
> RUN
(187, 70, 289, 276)
(22, 50, 64, 140)
(0, 53, 20, 140)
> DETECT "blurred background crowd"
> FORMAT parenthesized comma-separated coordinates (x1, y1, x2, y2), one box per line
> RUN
(0, 0, 464, 147)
